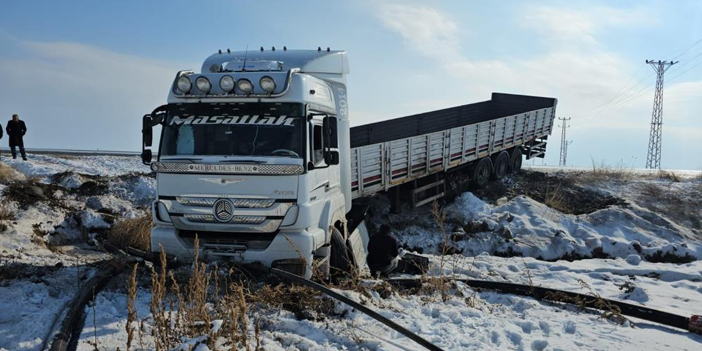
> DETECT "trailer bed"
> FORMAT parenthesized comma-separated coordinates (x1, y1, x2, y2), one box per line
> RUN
(349, 93, 557, 199)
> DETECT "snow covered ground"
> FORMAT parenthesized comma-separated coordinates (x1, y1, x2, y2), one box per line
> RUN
(0, 154, 701, 351)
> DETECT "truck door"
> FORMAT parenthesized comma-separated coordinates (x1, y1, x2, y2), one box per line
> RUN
(307, 114, 341, 199)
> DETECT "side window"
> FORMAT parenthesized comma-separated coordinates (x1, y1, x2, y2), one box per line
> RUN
(312, 124, 324, 165)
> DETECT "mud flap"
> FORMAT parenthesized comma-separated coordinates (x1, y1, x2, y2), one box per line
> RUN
(348, 220, 370, 276)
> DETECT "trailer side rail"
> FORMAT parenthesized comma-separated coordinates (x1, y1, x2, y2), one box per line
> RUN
(350, 106, 556, 199)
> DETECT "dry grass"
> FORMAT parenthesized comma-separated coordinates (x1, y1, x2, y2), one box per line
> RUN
(639, 183, 664, 198)
(543, 183, 567, 214)
(0, 201, 16, 222)
(543, 279, 629, 325)
(657, 170, 681, 182)
(126, 263, 139, 351)
(107, 213, 152, 252)
(577, 159, 636, 183)
(415, 201, 453, 301)
(0, 163, 25, 184)
(134, 238, 265, 351)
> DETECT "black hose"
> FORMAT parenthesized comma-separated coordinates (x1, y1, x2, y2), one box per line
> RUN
(387, 278, 693, 332)
(265, 267, 445, 351)
(48, 260, 128, 351)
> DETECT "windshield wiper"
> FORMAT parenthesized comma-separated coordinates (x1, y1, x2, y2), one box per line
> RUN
(161, 157, 203, 162)
(219, 159, 265, 164)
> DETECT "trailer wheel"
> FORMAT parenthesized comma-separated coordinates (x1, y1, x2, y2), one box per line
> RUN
(330, 227, 351, 275)
(491, 151, 510, 180)
(471, 157, 493, 187)
(509, 148, 523, 173)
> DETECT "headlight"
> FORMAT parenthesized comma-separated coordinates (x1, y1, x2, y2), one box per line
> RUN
(195, 76, 211, 93)
(176, 76, 192, 94)
(219, 75, 235, 92)
(260, 76, 276, 93)
(237, 79, 253, 94)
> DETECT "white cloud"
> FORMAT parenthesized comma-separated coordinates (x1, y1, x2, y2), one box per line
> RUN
(0, 38, 189, 151)
(523, 6, 657, 48)
(376, 4, 460, 60)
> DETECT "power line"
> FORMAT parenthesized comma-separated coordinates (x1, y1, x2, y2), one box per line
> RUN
(645, 60, 678, 169)
(576, 36, 702, 121)
(558, 117, 571, 167)
(672, 36, 702, 60)
(578, 49, 702, 122)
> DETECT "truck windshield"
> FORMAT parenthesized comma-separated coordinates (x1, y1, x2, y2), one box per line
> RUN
(160, 103, 305, 159)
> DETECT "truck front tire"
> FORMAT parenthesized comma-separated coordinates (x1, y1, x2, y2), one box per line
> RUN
(330, 227, 351, 275)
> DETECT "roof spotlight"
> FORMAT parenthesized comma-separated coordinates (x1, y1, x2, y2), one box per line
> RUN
(195, 76, 211, 93)
(219, 75, 235, 92)
(259, 76, 276, 93)
(237, 79, 253, 94)
(176, 76, 192, 94)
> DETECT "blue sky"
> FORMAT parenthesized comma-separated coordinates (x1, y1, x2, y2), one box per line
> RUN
(1, 0, 701, 169)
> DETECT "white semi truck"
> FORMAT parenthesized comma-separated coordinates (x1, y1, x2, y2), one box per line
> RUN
(141, 48, 557, 278)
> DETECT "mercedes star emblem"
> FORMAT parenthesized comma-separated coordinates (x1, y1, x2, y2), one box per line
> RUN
(213, 199, 234, 223)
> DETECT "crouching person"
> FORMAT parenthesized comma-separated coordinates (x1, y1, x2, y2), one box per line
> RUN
(367, 224, 399, 277)
(367, 224, 430, 278)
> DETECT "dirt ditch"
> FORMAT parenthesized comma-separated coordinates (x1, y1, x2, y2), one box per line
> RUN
(467, 170, 626, 215)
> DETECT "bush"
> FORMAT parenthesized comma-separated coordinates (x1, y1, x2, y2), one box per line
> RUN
(0, 163, 25, 184)
(106, 213, 152, 252)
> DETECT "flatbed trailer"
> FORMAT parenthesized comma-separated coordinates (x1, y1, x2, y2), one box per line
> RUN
(349, 93, 557, 205)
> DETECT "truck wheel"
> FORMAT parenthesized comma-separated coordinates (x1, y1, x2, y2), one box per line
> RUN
(509, 148, 523, 173)
(330, 227, 351, 275)
(470, 157, 492, 187)
(491, 151, 509, 180)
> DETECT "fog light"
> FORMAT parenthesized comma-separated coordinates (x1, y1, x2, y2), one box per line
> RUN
(195, 76, 211, 93)
(176, 76, 192, 94)
(260, 76, 276, 93)
(237, 79, 253, 93)
(219, 75, 235, 92)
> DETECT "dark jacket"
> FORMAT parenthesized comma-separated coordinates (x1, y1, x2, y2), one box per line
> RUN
(367, 227, 399, 269)
(6, 120, 27, 143)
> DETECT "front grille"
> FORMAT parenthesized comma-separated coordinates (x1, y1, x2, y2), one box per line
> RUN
(179, 230, 277, 251)
(177, 197, 276, 208)
(184, 214, 267, 224)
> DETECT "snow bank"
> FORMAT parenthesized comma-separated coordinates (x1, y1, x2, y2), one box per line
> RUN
(6, 154, 146, 177)
(399, 193, 702, 263)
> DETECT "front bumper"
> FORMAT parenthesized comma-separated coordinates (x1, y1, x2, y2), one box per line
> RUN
(151, 225, 325, 278)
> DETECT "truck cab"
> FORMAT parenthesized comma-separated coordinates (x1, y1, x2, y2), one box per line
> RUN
(141, 49, 361, 278)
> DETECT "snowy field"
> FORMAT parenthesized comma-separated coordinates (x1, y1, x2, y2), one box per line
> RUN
(0, 154, 701, 351)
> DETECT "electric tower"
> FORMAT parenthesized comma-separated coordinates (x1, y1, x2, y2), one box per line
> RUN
(558, 117, 571, 166)
(645, 60, 677, 169)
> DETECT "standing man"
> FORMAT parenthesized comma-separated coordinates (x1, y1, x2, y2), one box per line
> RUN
(6, 114, 27, 161)
(0, 119, 3, 159)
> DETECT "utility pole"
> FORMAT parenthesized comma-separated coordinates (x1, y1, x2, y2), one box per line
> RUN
(558, 117, 571, 167)
(645, 60, 677, 169)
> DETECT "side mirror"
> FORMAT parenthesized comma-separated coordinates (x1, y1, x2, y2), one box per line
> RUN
(324, 150, 340, 165)
(142, 115, 153, 147)
(322, 116, 338, 148)
(307, 161, 315, 171)
(141, 149, 152, 164)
